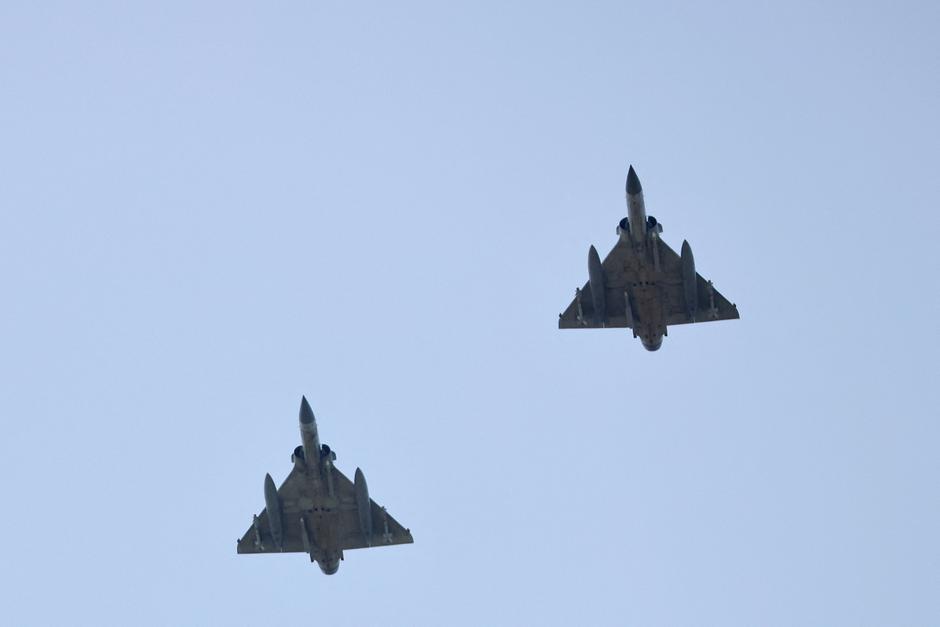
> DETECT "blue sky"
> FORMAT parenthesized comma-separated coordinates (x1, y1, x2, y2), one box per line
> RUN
(1, 2, 937, 625)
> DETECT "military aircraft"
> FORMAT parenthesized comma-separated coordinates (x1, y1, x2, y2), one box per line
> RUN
(237, 397, 413, 574)
(559, 166, 739, 350)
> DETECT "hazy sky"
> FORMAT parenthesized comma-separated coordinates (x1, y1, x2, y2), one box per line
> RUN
(1, 2, 937, 625)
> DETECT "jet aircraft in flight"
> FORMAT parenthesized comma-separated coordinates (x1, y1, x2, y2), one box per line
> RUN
(559, 166, 739, 350)
(237, 397, 413, 574)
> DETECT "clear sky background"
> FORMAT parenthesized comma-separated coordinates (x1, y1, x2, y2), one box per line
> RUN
(1, 2, 937, 625)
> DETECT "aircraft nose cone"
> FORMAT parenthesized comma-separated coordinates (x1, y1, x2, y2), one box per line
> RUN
(626, 165, 642, 195)
(299, 396, 315, 424)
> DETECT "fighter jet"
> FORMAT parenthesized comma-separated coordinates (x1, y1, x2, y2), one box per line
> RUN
(237, 396, 413, 574)
(558, 166, 739, 350)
